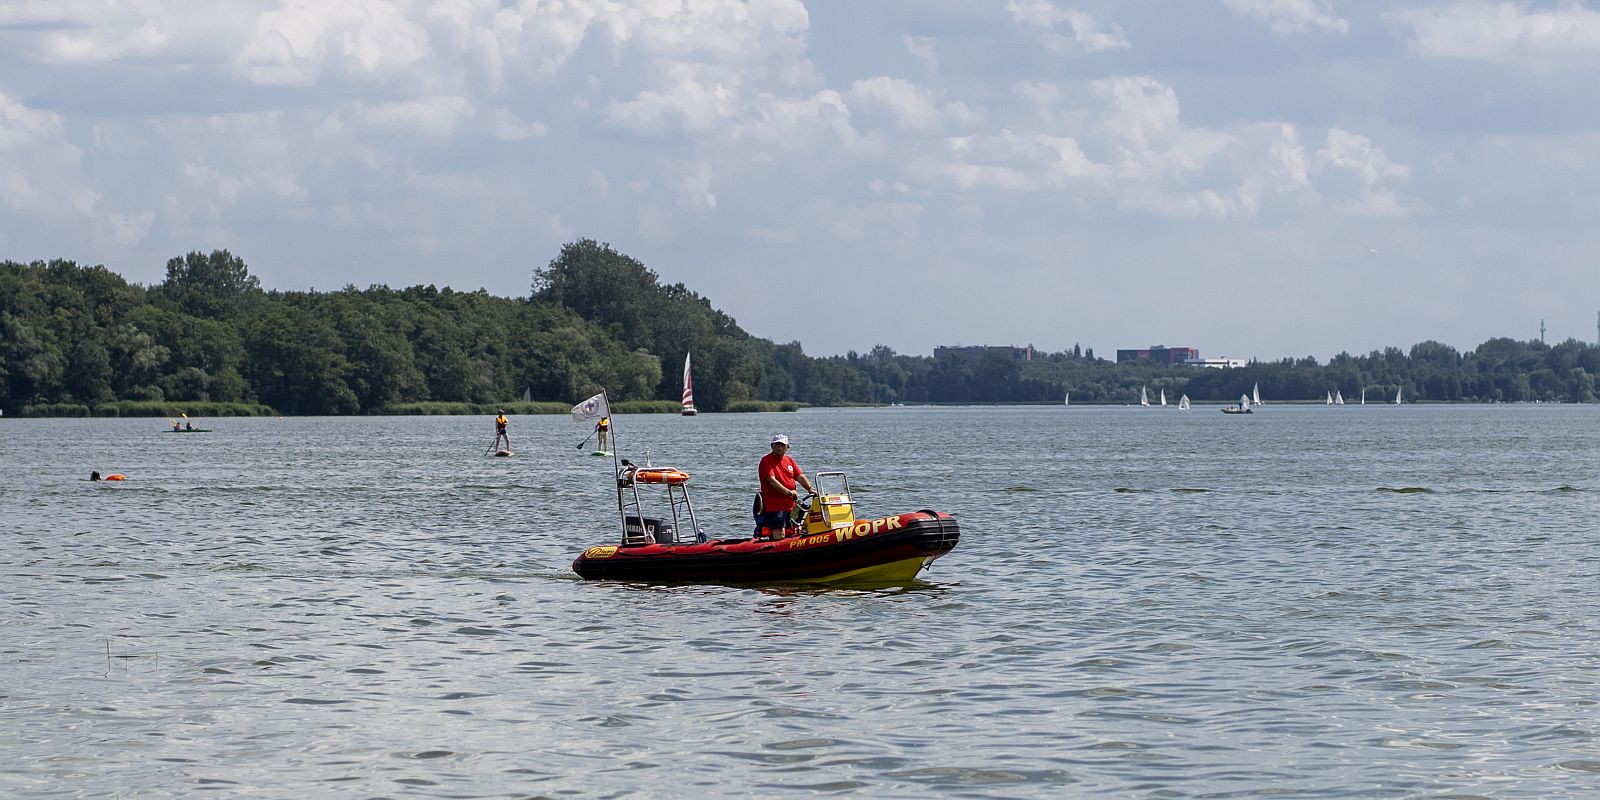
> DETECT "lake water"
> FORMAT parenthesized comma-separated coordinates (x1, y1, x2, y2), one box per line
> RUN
(3, 405, 1598, 798)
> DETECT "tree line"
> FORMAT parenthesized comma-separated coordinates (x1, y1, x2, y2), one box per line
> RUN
(2, 240, 1596, 416)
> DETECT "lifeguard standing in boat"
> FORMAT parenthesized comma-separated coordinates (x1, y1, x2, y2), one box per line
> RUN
(755, 434, 814, 539)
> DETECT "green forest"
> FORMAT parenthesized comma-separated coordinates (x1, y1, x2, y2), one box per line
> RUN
(2, 239, 1596, 417)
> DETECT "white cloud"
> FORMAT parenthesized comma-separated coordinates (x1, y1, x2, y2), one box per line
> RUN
(732, 90, 859, 153)
(917, 131, 1101, 192)
(359, 95, 475, 139)
(904, 35, 938, 71)
(906, 77, 1407, 224)
(1006, 0, 1130, 52)
(483, 106, 548, 141)
(239, 0, 434, 86)
(1313, 128, 1415, 217)
(101, 211, 157, 247)
(0, 88, 63, 151)
(1093, 76, 1235, 176)
(1388, 1, 1600, 60)
(0, 88, 83, 215)
(1223, 0, 1350, 35)
(1316, 128, 1410, 184)
(846, 76, 978, 135)
(677, 161, 717, 210)
(605, 67, 741, 136)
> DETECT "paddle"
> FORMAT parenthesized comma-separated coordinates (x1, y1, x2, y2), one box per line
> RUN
(576, 428, 597, 451)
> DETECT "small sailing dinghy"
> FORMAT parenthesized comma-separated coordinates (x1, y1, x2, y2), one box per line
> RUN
(681, 353, 697, 416)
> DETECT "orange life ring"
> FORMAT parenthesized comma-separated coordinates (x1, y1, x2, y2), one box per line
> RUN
(105, 474, 126, 481)
(634, 467, 689, 485)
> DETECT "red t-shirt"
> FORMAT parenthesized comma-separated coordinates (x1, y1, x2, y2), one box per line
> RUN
(758, 453, 803, 512)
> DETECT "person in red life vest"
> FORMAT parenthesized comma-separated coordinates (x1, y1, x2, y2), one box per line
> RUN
(755, 434, 814, 539)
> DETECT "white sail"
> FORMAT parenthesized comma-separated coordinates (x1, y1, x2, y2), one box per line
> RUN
(1334, 390, 1344, 405)
(1361, 388, 1366, 405)
(1240, 393, 1251, 409)
(1178, 394, 1191, 412)
(1326, 391, 1333, 405)
(1252, 382, 1261, 405)
(1160, 388, 1167, 406)
(681, 353, 697, 415)
(1140, 386, 1150, 407)
(1395, 386, 1402, 405)
(1064, 392, 1070, 406)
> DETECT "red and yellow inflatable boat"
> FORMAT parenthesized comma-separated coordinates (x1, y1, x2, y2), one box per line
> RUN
(571, 465, 959, 584)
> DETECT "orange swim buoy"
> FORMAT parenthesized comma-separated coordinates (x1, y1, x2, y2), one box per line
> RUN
(105, 474, 126, 481)
(634, 467, 689, 485)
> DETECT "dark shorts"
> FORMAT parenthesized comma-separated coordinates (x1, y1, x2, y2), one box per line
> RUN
(754, 510, 794, 533)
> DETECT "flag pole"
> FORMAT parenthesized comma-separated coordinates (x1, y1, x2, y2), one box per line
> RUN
(604, 387, 620, 474)
(604, 388, 629, 544)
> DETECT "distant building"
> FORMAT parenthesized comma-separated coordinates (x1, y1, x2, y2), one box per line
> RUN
(1116, 345, 1199, 367)
(934, 344, 1036, 363)
(1194, 357, 1248, 369)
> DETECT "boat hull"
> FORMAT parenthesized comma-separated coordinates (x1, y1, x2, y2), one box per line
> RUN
(572, 510, 959, 584)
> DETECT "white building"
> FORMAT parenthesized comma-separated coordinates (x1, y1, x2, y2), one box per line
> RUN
(1191, 357, 1248, 369)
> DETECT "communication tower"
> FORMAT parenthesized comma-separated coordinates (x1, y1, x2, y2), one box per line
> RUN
(1540, 319, 1546, 344)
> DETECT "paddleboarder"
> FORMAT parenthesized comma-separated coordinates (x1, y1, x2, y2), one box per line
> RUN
(595, 416, 610, 453)
(755, 434, 814, 539)
(494, 410, 511, 452)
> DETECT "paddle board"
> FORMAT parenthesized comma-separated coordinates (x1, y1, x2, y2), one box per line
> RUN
(495, 450, 513, 457)
(591, 450, 611, 457)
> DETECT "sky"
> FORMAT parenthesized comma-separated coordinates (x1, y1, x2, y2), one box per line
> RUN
(2, 0, 1598, 361)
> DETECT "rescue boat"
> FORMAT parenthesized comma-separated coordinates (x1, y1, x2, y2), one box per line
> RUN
(571, 463, 959, 584)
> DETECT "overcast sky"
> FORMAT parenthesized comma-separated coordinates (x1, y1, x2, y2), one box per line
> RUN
(2, 1, 1598, 360)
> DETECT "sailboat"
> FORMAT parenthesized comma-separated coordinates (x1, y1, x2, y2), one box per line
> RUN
(1160, 388, 1167, 406)
(1178, 394, 1191, 413)
(1361, 388, 1366, 405)
(1252, 382, 1262, 405)
(1064, 392, 1070, 406)
(1334, 390, 1344, 405)
(1394, 386, 1403, 405)
(1140, 386, 1150, 407)
(1222, 393, 1252, 414)
(680, 353, 698, 416)
(1326, 391, 1333, 405)
(521, 385, 532, 403)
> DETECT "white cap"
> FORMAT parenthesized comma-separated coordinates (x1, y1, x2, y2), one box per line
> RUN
(771, 434, 789, 445)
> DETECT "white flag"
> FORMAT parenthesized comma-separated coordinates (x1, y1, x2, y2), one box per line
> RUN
(571, 392, 609, 423)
